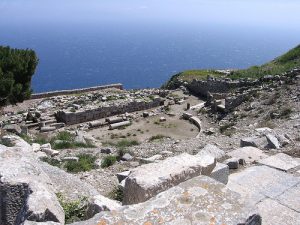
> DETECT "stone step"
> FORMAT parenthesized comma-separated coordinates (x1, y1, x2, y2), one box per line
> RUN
(70, 176, 259, 225)
(122, 153, 216, 205)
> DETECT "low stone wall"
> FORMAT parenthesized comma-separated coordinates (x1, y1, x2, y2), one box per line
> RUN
(56, 98, 163, 125)
(187, 79, 257, 97)
(31, 83, 123, 99)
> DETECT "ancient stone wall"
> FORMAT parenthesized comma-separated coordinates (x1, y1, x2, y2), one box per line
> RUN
(186, 79, 258, 97)
(31, 83, 123, 99)
(56, 98, 163, 125)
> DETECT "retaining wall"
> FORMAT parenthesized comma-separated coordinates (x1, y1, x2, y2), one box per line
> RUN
(31, 83, 123, 99)
(56, 98, 163, 125)
(186, 79, 258, 97)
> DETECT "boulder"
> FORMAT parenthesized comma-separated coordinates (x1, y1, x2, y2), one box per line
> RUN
(266, 134, 280, 149)
(116, 171, 130, 183)
(32, 143, 41, 152)
(123, 153, 216, 205)
(276, 134, 290, 146)
(223, 157, 239, 169)
(0, 149, 65, 225)
(210, 162, 229, 184)
(240, 136, 268, 149)
(121, 153, 133, 161)
(86, 195, 122, 219)
(1, 135, 32, 151)
(227, 147, 268, 163)
(197, 144, 225, 161)
(70, 176, 258, 225)
(3, 124, 22, 135)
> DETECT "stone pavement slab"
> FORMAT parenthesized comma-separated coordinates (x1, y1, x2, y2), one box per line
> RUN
(227, 166, 300, 204)
(258, 153, 300, 172)
(256, 198, 300, 225)
(227, 147, 268, 163)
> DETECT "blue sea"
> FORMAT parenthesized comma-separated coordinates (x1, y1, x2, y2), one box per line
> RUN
(0, 23, 299, 93)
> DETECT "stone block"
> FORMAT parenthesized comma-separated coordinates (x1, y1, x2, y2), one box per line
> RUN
(258, 153, 300, 172)
(116, 171, 130, 183)
(223, 157, 239, 169)
(122, 153, 216, 204)
(86, 195, 122, 219)
(266, 134, 280, 149)
(210, 162, 229, 184)
(227, 147, 268, 163)
(240, 136, 268, 149)
(70, 176, 258, 225)
(197, 144, 225, 161)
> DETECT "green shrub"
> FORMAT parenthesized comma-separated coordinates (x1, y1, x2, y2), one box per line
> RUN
(107, 186, 124, 202)
(56, 193, 88, 224)
(149, 134, 169, 142)
(55, 131, 74, 142)
(101, 155, 117, 168)
(40, 157, 61, 168)
(65, 154, 96, 173)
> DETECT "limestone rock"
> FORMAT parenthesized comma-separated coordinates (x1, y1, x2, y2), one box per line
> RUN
(70, 176, 258, 225)
(123, 153, 216, 205)
(227, 147, 268, 163)
(223, 157, 239, 169)
(32, 143, 41, 152)
(258, 153, 300, 172)
(0, 149, 65, 225)
(197, 144, 225, 161)
(121, 153, 133, 161)
(210, 162, 229, 184)
(266, 134, 280, 149)
(86, 195, 122, 218)
(116, 171, 130, 183)
(1, 135, 32, 151)
(240, 136, 268, 149)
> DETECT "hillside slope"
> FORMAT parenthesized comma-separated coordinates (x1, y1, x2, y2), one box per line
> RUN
(164, 44, 300, 89)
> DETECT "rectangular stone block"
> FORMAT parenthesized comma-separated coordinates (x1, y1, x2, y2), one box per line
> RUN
(210, 162, 229, 184)
(123, 153, 216, 205)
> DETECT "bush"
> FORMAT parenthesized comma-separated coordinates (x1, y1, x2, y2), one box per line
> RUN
(65, 154, 96, 173)
(108, 186, 124, 202)
(149, 134, 169, 141)
(56, 193, 88, 224)
(101, 155, 117, 168)
(40, 157, 61, 168)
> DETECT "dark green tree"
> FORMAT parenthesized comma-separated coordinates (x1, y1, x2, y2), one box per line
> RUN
(0, 46, 38, 105)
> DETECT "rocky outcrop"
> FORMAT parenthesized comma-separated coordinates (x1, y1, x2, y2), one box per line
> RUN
(122, 153, 216, 205)
(70, 176, 259, 225)
(0, 136, 65, 225)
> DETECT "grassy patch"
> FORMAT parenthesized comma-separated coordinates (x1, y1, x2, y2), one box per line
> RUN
(56, 193, 88, 224)
(65, 154, 96, 173)
(107, 186, 124, 202)
(101, 155, 117, 168)
(40, 157, 61, 167)
(149, 134, 169, 142)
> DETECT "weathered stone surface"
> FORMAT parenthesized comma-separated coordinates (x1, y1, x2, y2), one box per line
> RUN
(32, 143, 41, 152)
(116, 171, 130, 183)
(258, 153, 300, 172)
(139, 154, 163, 163)
(1, 135, 31, 151)
(223, 157, 239, 169)
(256, 198, 300, 225)
(123, 153, 216, 205)
(266, 134, 280, 149)
(197, 144, 225, 161)
(24, 221, 61, 225)
(210, 162, 229, 184)
(227, 166, 300, 205)
(39, 161, 100, 201)
(240, 137, 268, 149)
(227, 147, 268, 163)
(121, 153, 133, 161)
(70, 176, 258, 225)
(276, 134, 290, 146)
(0, 149, 65, 225)
(276, 182, 300, 212)
(86, 195, 122, 218)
